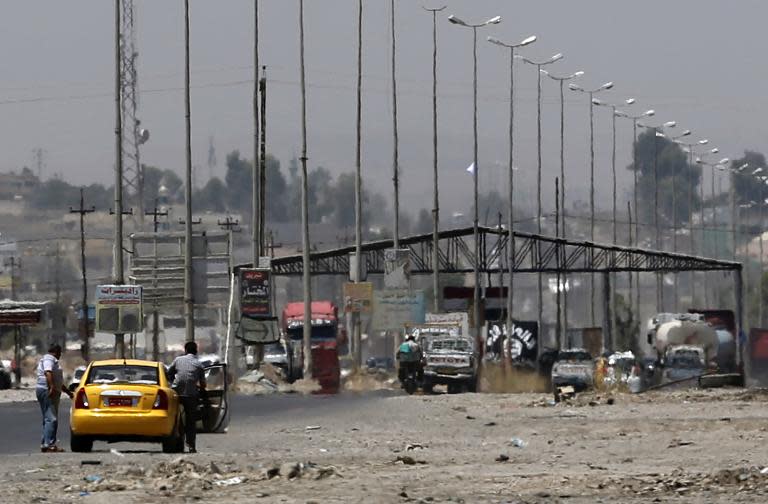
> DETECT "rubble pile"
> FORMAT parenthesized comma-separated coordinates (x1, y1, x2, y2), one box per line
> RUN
(61, 457, 342, 497)
(598, 467, 768, 497)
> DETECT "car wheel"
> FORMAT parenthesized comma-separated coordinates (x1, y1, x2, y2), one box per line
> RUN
(466, 379, 477, 393)
(447, 383, 460, 394)
(162, 418, 185, 453)
(422, 381, 434, 394)
(70, 433, 93, 453)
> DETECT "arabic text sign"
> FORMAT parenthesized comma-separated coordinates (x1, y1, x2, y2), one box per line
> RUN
(240, 268, 271, 317)
(371, 289, 425, 332)
(343, 282, 373, 313)
(96, 285, 142, 305)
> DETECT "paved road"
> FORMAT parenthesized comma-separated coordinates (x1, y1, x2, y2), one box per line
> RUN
(0, 390, 399, 455)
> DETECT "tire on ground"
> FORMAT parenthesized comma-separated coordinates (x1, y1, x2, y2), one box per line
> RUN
(70, 433, 93, 453)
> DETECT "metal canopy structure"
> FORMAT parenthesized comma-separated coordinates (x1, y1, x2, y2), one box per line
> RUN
(240, 226, 740, 276)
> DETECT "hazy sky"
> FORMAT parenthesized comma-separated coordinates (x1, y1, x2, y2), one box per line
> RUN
(0, 0, 765, 219)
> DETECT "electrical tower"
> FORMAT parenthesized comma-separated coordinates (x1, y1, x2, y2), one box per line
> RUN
(31, 148, 46, 180)
(207, 135, 217, 181)
(120, 0, 145, 223)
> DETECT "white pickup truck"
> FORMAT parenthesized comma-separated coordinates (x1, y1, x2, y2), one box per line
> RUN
(420, 331, 478, 394)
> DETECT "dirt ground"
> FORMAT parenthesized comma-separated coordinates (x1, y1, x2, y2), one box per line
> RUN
(4, 387, 768, 503)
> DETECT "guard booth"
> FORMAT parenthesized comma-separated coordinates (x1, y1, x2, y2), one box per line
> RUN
(0, 300, 49, 386)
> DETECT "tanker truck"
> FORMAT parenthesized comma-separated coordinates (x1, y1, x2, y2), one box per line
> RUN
(646, 312, 738, 386)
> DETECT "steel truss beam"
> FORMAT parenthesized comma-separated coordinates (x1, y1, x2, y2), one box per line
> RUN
(238, 226, 740, 277)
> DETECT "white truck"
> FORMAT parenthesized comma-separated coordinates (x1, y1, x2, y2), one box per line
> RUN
(410, 323, 478, 394)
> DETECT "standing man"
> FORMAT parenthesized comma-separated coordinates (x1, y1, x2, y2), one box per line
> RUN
(35, 343, 73, 452)
(168, 341, 206, 453)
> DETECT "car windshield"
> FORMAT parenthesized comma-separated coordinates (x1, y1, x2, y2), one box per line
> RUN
(669, 353, 703, 369)
(558, 351, 592, 362)
(86, 364, 159, 385)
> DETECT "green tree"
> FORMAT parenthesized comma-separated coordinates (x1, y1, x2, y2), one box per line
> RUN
(193, 177, 227, 212)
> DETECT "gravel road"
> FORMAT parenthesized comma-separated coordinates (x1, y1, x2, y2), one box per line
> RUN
(2, 387, 768, 503)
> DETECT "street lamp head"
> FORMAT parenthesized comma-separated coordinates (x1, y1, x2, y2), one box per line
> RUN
(719, 158, 730, 165)
(601, 81, 614, 90)
(539, 68, 550, 76)
(696, 158, 703, 164)
(698, 139, 709, 145)
(485, 15, 502, 25)
(487, 36, 503, 46)
(663, 121, 677, 128)
(710, 148, 719, 154)
(448, 15, 467, 26)
(549, 53, 564, 63)
(644, 109, 655, 117)
(572, 70, 585, 78)
(752, 167, 764, 175)
(680, 129, 692, 137)
(615, 110, 628, 118)
(520, 35, 537, 46)
(592, 98, 603, 106)
(738, 163, 749, 171)
(568, 82, 583, 91)
(625, 98, 636, 105)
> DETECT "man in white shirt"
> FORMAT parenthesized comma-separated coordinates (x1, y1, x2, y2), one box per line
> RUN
(35, 344, 73, 452)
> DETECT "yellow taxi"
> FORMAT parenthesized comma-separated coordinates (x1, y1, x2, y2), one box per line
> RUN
(69, 359, 184, 453)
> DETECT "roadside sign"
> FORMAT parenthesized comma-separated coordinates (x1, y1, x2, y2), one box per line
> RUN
(95, 285, 143, 333)
(239, 268, 272, 318)
(343, 282, 373, 313)
(384, 248, 410, 289)
(371, 289, 425, 332)
(238, 316, 279, 344)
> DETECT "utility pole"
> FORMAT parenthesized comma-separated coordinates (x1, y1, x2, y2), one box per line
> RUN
(145, 200, 168, 361)
(252, 0, 260, 265)
(555, 177, 562, 349)
(298, 0, 312, 378)
(5, 256, 21, 386)
(183, 0, 195, 343)
(353, 0, 364, 370)
(390, 0, 400, 249)
(71, 189, 95, 361)
(259, 66, 267, 254)
(424, 5, 445, 314)
(114, 0, 127, 359)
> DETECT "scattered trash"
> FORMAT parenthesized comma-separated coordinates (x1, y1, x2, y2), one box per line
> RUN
(465, 415, 476, 420)
(24, 468, 43, 474)
(405, 443, 425, 451)
(109, 448, 125, 457)
(305, 425, 321, 431)
(79, 491, 90, 497)
(319, 448, 328, 453)
(484, 421, 497, 427)
(761, 467, 768, 475)
(509, 437, 527, 448)
(495, 454, 510, 462)
(606, 397, 615, 405)
(214, 476, 244, 487)
(84, 475, 103, 483)
(81, 460, 101, 466)
(667, 439, 694, 448)
(395, 456, 427, 466)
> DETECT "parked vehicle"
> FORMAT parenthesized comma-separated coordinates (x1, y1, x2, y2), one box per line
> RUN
(67, 365, 87, 392)
(282, 301, 343, 393)
(262, 341, 289, 378)
(0, 359, 11, 390)
(70, 359, 184, 453)
(551, 348, 595, 394)
(416, 324, 478, 394)
(662, 345, 706, 383)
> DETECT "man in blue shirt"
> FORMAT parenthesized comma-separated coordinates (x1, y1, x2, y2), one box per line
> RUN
(35, 344, 74, 452)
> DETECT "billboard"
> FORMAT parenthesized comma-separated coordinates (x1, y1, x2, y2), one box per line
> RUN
(239, 268, 272, 318)
(384, 248, 411, 289)
(343, 282, 373, 313)
(95, 285, 143, 333)
(371, 289, 425, 332)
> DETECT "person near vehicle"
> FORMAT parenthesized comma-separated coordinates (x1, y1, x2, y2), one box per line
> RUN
(167, 341, 206, 453)
(397, 334, 422, 383)
(35, 343, 73, 453)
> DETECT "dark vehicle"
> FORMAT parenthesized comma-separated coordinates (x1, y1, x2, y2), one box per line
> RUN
(551, 348, 595, 393)
(0, 360, 11, 390)
(366, 357, 395, 370)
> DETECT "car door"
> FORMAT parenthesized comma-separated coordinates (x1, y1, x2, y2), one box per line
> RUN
(197, 363, 229, 433)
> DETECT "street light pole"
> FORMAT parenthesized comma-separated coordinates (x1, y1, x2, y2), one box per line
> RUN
(638, 120, 677, 312)
(569, 80, 614, 326)
(517, 52, 563, 340)
(541, 68, 582, 347)
(425, 5, 446, 314)
(449, 12, 501, 355)
(697, 154, 729, 307)
(353, 0, 363, 369)
(488, 34, 537, 348)
(615, 108, 654, 323)
(183, 0, 195, 343)
(390, 0, 401, 249)
(113, 0, 127, 358)
(298, 0, 312, 378)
